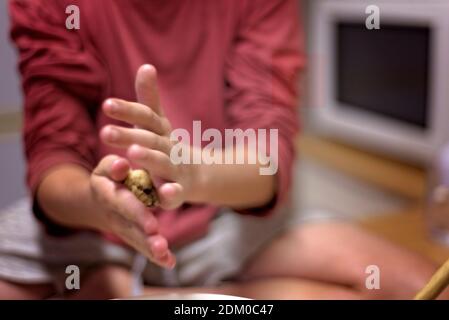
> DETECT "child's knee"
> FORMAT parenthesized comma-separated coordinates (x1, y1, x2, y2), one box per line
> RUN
(358, 256, 435, 299)
(66, 264, 133, 299)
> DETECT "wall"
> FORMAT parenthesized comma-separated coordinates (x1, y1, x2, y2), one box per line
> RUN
(0, 0, 22, 113)
(0, 1, 27, 208)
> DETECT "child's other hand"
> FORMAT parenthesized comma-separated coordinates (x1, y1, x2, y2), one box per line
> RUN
(100, 65, 201, 210)
(90, 154, 176, 269)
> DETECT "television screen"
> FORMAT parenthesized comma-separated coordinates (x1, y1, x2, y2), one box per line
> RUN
(336, 22, 431, 128)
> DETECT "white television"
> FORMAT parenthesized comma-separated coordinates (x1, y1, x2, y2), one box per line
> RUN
(309, 0, 449, 164)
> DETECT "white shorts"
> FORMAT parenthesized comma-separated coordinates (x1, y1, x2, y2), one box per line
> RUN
(0, 198, 336, 294)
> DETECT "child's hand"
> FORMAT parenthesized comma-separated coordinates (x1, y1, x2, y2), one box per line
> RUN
(90, 154, 176, 269)
(100, 65, 201, 210)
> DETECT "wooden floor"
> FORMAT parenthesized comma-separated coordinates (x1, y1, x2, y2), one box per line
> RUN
(297, 135, 426, 200)
(360, 207, 449, 265)
(298, 135, 449, 266)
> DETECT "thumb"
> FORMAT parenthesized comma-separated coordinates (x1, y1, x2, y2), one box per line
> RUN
(135, 64, 164, 116)
(94, 155, 130, 182)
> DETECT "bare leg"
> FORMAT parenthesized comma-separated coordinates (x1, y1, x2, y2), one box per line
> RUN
(239, 221, 437, 299)
(141, 277, 360, 300)
(67, 264, 133, 300)
(142, 283, 238, 298)
(230, 277, 360, 299)
(0, 264, 133, 300)
(2, 222, 435, 300)
(0, 280, 54, 300)
(0, 269, 360, 300)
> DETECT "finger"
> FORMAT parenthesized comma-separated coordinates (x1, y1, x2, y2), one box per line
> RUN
(157, 183, 184, 210)
(139, 209, 160, 235)
(93, 164, 159, 233)
(127, 144, 178, 181)
(157, 252, 177, 269)
(135, 64, 164, 116)
(131, 230, 175, 269)
(114, 187, 153, 224)
(110, 158, 131, 182)
(93, 155, 130, 182)
(109, 209, 175, 269)
(102, 99, 170, 135)
(147, 234, 169, 259)
(146, 250, 176, 269)
(117, 226, 175, 268)
(100, 125, 171, 155)
(144, 235, 176, 269)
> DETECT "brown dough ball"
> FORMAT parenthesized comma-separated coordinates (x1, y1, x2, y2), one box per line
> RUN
(124, 169, 159, 207)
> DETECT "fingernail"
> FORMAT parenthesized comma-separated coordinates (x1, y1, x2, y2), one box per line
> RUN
(167, 259, 176, 270)
(142, 64, 155, 73)
(105, 99, 118, 113)
(130, 145, 145, 159)
(108, 127, 119, 141)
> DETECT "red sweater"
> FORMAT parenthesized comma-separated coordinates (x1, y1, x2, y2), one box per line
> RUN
(9, 0, 304, 246)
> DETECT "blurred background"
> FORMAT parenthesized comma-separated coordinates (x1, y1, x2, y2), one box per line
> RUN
(1, 0, 449, 259)
(0, 0, 27, 209)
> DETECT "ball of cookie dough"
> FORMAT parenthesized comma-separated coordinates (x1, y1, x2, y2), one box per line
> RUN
(124, 169, 159, 207)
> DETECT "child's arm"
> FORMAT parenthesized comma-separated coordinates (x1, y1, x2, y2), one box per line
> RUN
(10, 1, 174, 268)
(37, 157, 176, 269)
(101, 65, 290, 212)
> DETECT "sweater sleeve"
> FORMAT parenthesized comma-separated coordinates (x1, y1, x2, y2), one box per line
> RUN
(225, 0, 305, 215)
(9, 0, 107, 233)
